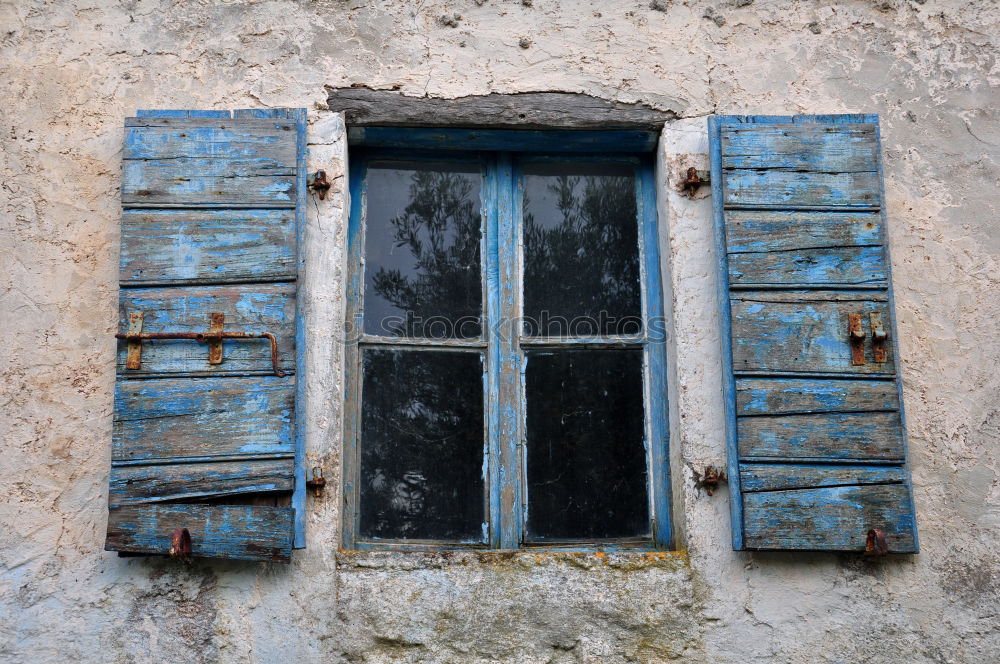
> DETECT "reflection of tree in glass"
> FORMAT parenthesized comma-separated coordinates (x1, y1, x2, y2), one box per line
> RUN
(524, 174, 640, 336)
(370, 170, 482, 338)
(360, 349, 483, 540)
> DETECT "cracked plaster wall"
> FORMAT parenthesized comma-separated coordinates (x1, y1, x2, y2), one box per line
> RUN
(1, 1, 998, 662)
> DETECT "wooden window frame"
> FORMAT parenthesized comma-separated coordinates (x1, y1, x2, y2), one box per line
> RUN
(341, 129, 672, 551)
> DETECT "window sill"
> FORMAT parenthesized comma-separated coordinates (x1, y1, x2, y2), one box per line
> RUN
(335, 549, 689, 572)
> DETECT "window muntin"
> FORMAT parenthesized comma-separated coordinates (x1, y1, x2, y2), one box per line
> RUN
(344, 143, 670, 550)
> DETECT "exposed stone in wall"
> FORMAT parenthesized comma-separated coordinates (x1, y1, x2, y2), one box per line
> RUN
(1, 1, 998, 663)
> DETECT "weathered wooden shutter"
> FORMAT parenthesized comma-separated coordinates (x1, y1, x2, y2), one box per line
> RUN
(709, 114, 918, 553)
(105, 108, 306, 562)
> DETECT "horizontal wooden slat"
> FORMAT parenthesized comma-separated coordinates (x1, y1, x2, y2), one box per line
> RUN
(725, 210, 885, 286)
(233, 109, 297, 119)
(123, 118, 297, 155)
(113, 375, 294, 461)
(725, 211, 883, 253)
(723, 170, 881, 209)
(122, 119, 297, 207)
(743, 483, 916, 552)
(728, 245, 886, 287)
(122, 161, 295, 208)
(117, 283, 296, 376)
(721, 124, 878, 172)
(106, 504, 293, 562)
(136, 110, 232, 118)
(738, 411, 904, 461)
(109, 459, 293, 505)
(736, 378, 898, 416)
(740, 463, 905, 492)
(120, 209, 296, 285)
(730, 290, 894, 374)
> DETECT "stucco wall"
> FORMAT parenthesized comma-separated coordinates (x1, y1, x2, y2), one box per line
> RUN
(2, 1, 998, 662)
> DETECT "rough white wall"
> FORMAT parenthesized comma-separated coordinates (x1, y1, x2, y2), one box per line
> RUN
(1, 1, 998, 662)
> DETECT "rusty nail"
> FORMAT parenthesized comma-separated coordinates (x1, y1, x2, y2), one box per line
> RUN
(694, 465, 726, 496)
(308, 170, 332, 200)
(169, 527, 192, 562)
(680, 167, 703, 197)
(864, 528, 888, 557)
(306, 467, 326, 497)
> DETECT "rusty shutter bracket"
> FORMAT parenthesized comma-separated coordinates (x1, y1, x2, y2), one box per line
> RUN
(870, 312, 888, 363)
(169, 527, 192, 562)
(848, 313, 866, 366)
(306, 467, 326, 497)
(680, 167, 710, 197)
(693, 465, 727, 496)
(864, 528, 888, 557)
(307, 170, 331, 200)
(116, 312, 285, 377)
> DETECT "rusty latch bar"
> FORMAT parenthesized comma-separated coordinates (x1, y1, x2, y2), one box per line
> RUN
(116, 312, 285, 377)
(848, 313, 866, 366)
(870, 312, 888, 363)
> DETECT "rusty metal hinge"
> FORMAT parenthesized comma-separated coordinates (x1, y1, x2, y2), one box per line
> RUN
(116, 312, 285, 377)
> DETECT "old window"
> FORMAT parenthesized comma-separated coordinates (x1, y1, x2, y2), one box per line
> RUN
(342, 130, 671, 550)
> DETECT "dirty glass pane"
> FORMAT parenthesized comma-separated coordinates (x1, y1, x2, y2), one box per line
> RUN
(522, 162, 641, 337)
(525, 349, 648, 540)
(359, 349, 485, 541)
(363, 161, 483, 339)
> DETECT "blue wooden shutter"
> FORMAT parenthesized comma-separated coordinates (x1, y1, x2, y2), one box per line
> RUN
(105, 108, 307, 562)
(709, 114, 918, 553)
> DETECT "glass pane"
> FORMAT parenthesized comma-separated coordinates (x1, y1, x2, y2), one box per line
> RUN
(360, 349, 485, 541)
(363, 161, 482, 339)
(522, 162, 642, 337)
(525, 349, 648, 540)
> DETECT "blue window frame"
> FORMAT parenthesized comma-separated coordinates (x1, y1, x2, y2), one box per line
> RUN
(342, 129, 671, 551)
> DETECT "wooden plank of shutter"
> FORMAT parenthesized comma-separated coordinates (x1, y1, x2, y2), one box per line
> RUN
(107, 504, 292, 563)
(113, 376, 294, 462)
(120, 209, 296, 285)
(122, 117, 298, 208)
(710, 114, 918, 553)
(116, 283, 296, 376)
(106, 108, 306, 563)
